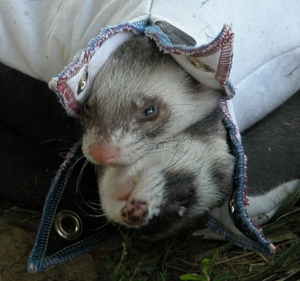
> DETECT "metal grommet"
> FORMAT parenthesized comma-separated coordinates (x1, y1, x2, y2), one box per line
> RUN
(229, 198, 235, 214)
(54, 210, 83, 240)
(77, 66, 88, 95)
(188, 57, 215, 73)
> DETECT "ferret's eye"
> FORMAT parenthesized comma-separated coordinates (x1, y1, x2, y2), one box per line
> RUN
(82, 102, 91, 117)
(143, 106, 155, 116)
(137, 98, 161, 122)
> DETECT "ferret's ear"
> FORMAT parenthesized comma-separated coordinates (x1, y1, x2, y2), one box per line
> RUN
(155, 21, 196, 47)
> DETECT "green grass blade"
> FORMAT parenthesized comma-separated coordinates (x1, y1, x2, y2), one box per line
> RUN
(207, 251, 218, 276)
(213, 271, 236, 281)
(179, 273, 207, 281)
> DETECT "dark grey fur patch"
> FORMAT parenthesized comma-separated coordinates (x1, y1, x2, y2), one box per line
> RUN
(210, 159, 234, 205)
(137, 96, 172, 139)
(137, 171, 198, 239)
(163, 171, 198, 209)
(184, 107, 226, 141)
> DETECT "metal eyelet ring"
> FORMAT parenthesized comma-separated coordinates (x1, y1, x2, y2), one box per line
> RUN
(189, 57, 215, 73)
(229, 198, 235, 214)
(54, 210, 83, 240)
(77, 67, 88, 95)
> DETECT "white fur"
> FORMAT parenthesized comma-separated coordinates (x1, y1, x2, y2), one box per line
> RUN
(99, 159, 166, 227)
(246, 179, 300, 225)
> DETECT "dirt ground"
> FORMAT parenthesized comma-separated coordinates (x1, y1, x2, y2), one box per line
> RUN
(1, 198, 300, 281)
(0, 205, 98, 281)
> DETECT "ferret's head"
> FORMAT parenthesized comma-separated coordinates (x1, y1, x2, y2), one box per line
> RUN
(81, 36, 221, 166)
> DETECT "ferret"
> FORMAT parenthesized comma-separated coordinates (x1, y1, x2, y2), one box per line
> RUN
(80, 35, 234, 237)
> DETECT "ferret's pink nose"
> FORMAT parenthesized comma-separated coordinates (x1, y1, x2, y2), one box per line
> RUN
(88, 143, 119, 164)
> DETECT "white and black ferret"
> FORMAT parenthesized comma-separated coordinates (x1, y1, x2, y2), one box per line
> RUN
(80, 36, 237, 238)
